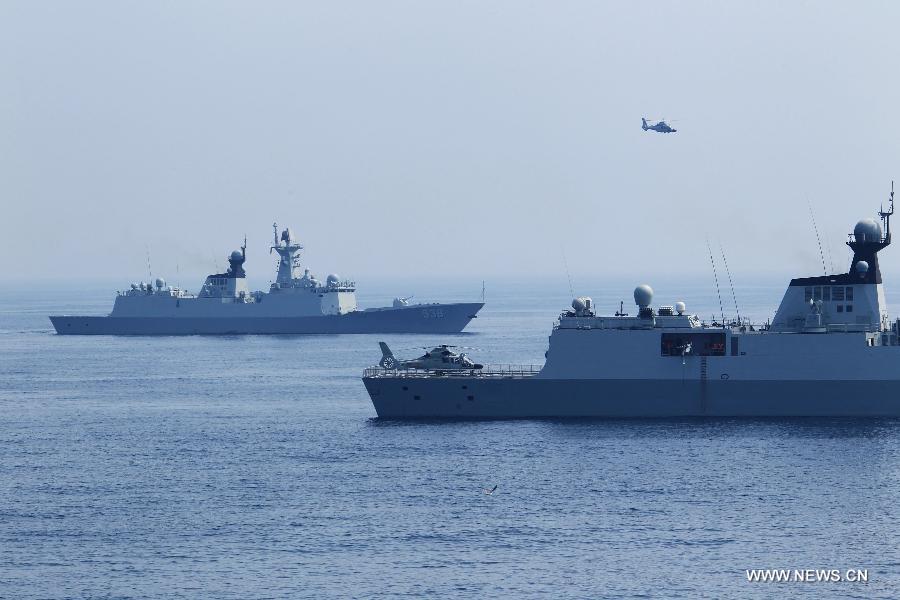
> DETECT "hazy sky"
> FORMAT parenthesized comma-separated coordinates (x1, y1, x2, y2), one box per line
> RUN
(3, 1, 900, 289)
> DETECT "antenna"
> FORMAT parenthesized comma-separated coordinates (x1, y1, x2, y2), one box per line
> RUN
(146, 245, 153, 282)
(481, 280, 485, 303)
(807, 200, 827, 276)
(880, 180, 894, 242)
(706, 238, 725, 326)
(719, 242, 741, 324)
(823, 230, 835, 275)
(561, 247, 575, 298)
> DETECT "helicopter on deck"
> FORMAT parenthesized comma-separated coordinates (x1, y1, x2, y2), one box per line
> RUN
(642, 117, 677, 133)
(378, 342, 484, 371)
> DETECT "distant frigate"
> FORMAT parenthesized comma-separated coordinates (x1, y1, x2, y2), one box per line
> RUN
(364, 185, 900, 417)
(50, 225, 483, 335)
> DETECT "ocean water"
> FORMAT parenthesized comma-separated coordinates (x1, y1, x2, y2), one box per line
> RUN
(2, 279, 900, 599)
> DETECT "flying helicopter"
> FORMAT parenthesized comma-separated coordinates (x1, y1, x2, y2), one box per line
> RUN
(642, 117, 677, 133)
(378, 342, 484, 371)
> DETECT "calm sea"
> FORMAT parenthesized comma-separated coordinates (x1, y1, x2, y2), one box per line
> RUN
(2, 279, 899, 598)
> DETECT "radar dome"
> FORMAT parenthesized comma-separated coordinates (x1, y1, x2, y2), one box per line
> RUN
(675, 301, 686, 315)
(155, 278, 166, 289)
(327, 274, 340, 285)
(230, 250, 243, 261)
(856, 260, 870, 274)
(572, 297, 586, 312)
(634, 284, 654, 307)
(854, 218, 882, 243)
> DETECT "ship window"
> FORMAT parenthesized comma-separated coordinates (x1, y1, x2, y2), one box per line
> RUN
(661, 332, 726, 357)
(804, 287, 813, 302)
(822, 287, 831, 301)
(846, 286, 854, 301)
(814, 287, 823, 301)
(833, 287, 845, 301)
(837, 305, 844, 313)
(846, 304, 853, 313)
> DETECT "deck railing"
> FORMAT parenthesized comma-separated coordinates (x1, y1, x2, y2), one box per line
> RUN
(363, 364, 542, 378)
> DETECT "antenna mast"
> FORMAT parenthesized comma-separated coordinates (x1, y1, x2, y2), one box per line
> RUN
(706, 238, 725, 326)
(807, 200, 827, 276)
(719, 242, 741, 325)
(880, 181, 894, 242)
(146, 245, 153, 282)
(562, 248, 575, 298)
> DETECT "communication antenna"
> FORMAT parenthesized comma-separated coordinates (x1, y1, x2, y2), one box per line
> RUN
(481, 280, 485, 303)
(146, 245, 153, 281)
(706, 238, 725, 326)
(823, 230, 835, 275)
(561, 247, 575, 298)
(879, 180, 895, 242)
(807, 199, 828, 276)
(719, 242, 741, 324)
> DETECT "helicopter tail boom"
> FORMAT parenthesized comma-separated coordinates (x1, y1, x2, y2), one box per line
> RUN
(379, 342, 398, 369)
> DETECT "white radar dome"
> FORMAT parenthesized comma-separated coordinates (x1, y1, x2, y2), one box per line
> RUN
(856, 260, 870, 274)
(854, 218, 882, 243)
(155, 278, 166, 289)
(327, 274, 340, 285)
(675, 301, 686, 315)
(572, 297, 586, 312)
(634, 284, 654, 307)
(131, 283, 138, 289)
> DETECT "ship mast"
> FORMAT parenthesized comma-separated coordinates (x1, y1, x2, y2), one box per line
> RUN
(879, 180, 894, 243)
(270, 222, 304, 285)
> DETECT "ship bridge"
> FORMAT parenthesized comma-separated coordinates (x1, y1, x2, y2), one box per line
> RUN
(772, 190, 894, 333)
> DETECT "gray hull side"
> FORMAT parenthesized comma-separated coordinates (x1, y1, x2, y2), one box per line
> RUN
(363, 376, 900, 418)
(50, 303, 483, 335)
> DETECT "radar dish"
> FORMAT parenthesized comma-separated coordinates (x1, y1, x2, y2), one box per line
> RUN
(327, 274, 340, 285)
(633, 284, 654, 307)
(675, 301, 686, 315)
(854, 218, 882, 243)
(155, 278, 166, 289)
(856, 260, 869, 274)
(230, 250, 243, 261)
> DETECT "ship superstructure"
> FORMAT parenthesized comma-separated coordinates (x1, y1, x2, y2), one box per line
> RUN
(363, 185, 900, 417)
(50, 224, 482, 335)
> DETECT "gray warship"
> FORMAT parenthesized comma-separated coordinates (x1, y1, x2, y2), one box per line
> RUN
(50, 225, 483, 335)
(364, 185, 900, 418)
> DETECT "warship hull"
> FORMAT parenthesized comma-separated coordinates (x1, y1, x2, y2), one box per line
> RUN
(51, 302, 483, 335)
(363, 375, 900, 418)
